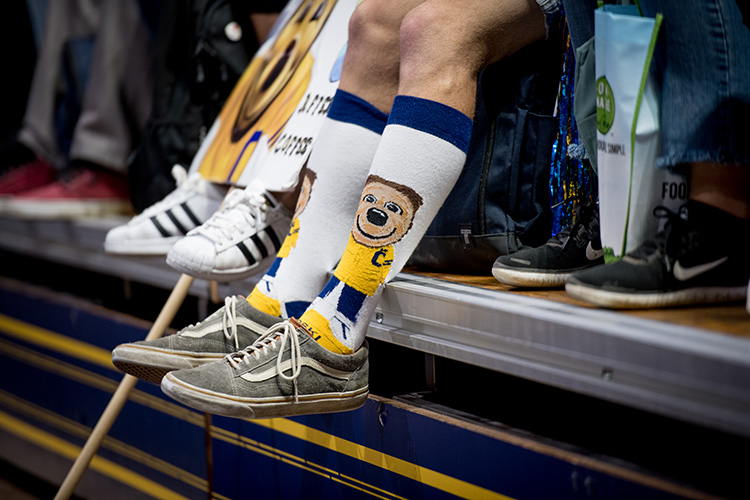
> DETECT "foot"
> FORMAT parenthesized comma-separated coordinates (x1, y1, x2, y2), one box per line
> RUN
(566, 201, 750, 308)
(160, 319, 369, 419)
(0, 156, 56, 210)
(112, 296, 280, 384)
(492, 200, 604, 288)
(166, 181, 292, 281)
(104, 165, 228, 255)
(4, 162, 131, 219)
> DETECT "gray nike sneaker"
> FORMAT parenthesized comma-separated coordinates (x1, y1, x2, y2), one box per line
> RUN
(160, 319, 369, 419)
(566, 201, 750, 308)
(112, 296, 281, 384)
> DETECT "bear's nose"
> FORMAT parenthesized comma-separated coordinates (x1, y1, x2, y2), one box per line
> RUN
(366, 208, 388, 226)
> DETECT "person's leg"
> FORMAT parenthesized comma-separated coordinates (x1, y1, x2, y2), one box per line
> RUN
(0, 0, 98, 201)
(68, 0, 156, 173)
(492, 0, 602, 289)
(566, 0, 750, 309)
(245, 0, 419, 319)
(5, 0, 155, 219)
(17, 0, 100, 169)
(159, 0, 555, 417)
(299, 0, 548, 353)
(112, 0, 417, 383)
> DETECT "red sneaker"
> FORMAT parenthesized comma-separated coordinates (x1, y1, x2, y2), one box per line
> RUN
(0, 157, 56, 195)
(4, 165, 133, 219)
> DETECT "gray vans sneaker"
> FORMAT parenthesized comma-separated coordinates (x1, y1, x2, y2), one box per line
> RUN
(160, 319, 369, 419)
(112, 296, 280, 384)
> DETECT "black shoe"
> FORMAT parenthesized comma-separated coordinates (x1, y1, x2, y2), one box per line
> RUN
(566, 201, 750, 308)
(492, 201, 604, 288)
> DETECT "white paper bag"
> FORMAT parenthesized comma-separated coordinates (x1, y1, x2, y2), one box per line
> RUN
(595, 6, 688, 262)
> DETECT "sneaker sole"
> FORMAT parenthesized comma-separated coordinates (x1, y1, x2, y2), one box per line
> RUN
(5, 199, 132, 219)
(161, 372, 369, 419)
(105, 236, 183, 255)
(565, 282, 748, 309)
(166, 252, 269, 282)
(112, 345, 226, 384)
(492, 266, 570, 288)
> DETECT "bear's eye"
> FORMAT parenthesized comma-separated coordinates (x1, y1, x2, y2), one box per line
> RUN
(363, 194, 377, 203)
(385, 201, 403, 215)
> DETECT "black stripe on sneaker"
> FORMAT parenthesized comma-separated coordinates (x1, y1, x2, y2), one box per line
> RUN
(166, 209, 189, 235)
(150, 216, 170, 237)
(264, 226, 282, 252)
(236, 241, 257, 265)
(250, 234, 269, 258)
(180, 202, 202, 227)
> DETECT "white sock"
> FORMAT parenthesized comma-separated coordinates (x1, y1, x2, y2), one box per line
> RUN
(299, 95, 473, 353)
(248, 90, 388, 319)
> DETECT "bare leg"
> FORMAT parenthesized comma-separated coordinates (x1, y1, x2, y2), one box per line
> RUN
(338, 0, 423, 113)
(690, 163, 750, 219)
(398, 0, 546, 118)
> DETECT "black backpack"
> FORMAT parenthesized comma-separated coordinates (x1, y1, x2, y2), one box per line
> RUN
(128, 0, 267, 212)
(408, 33, 563, 275)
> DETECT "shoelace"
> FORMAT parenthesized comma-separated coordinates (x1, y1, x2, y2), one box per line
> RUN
(221, 295, 242, 351)
(549, 200, 599, 247)
(195, 187, 269, 241)
(642, 205, 691, 271)
(226, 320, 302, 400)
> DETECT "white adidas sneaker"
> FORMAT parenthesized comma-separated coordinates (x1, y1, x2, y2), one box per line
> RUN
(104, 165, 228, 255)
(166, 181, 292, 282)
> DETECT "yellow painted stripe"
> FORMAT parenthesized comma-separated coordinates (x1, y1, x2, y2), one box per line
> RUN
(0, 314, 513, 499)
(0, 410, 188, 500)
(0, 389, 208, 493)
(0, 313, 113, 370)
(250, 418, 514, 500)
(210, 427, 400, 500)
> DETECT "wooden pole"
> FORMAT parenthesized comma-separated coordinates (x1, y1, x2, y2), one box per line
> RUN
(54, 274, 195, 500)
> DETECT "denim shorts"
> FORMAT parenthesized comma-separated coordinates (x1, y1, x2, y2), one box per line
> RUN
(640, 0, 750, 170)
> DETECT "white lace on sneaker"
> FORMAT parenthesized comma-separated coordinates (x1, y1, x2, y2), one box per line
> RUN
(166, 180, 291, 281)
(190, 183, 269, 243)
(222, 295, 243, 351)
(227, 320, 302, 400)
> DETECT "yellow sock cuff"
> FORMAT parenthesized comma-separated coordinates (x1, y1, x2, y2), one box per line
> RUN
(298, 310, 353, 355)
(247, 288, 281, 318)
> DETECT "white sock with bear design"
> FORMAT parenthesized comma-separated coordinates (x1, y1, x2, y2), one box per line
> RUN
(298, 95, 474, 354)
(247, 90, 388, 319)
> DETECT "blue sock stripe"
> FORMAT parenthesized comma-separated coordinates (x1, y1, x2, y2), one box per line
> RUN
(327, 89, 388, 135)
(387, 95, 473, 154)
(285, 301, 310, 320)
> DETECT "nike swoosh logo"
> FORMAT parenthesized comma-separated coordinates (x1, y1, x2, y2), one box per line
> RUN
(673, 257, 728, 281)
(586, 242, 604, 261)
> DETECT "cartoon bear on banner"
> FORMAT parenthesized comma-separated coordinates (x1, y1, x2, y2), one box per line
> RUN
(301, 175, 423, 351)
(197, 0, 337, 183)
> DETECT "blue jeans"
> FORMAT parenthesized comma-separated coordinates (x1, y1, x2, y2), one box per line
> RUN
(638, 0, 750, 169)
(564, 0, 750, 171)
(561, 0, 597, 51)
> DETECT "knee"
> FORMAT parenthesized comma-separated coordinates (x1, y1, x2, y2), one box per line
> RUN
(347, 0, 404, 55)
(398, 4, 484, 81)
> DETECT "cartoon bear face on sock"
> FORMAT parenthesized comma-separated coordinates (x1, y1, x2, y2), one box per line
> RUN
(294, 168, 317, 219)
(353, 175, 423, 248)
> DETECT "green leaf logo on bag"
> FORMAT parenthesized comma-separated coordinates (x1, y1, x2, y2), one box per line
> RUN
(596, 76, 615, 134)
